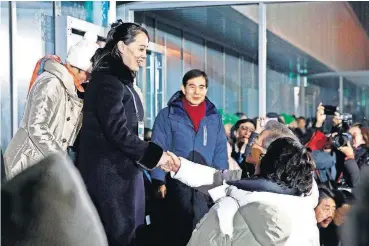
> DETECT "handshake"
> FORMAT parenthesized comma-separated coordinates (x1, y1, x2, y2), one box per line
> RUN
(157, 151, 181, 173)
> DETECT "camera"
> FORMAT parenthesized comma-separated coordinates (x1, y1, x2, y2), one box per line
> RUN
(339, 113, 353, 123)
(332, 132, 353, 149)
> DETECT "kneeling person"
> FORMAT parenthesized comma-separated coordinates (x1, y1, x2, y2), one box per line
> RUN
(167, 137, 319, 246)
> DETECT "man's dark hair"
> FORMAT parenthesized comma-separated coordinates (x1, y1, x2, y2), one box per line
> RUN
(297, 117, 306, 122)
(317, 184, 336, 205)
(259, 137, 315, 196)
(234, 119, 256, 131)
(182, 69, 208, 87)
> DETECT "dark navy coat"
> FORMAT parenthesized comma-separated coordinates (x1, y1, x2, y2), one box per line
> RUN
(150, 91, 227, 246)
(77, 57, 163, 246)
(151, 91, 228, 181)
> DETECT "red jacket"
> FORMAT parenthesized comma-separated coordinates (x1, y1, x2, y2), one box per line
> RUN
(306, 130, 327, 151)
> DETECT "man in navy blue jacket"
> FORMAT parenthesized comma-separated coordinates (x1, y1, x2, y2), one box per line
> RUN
(150, 69, 227, 246)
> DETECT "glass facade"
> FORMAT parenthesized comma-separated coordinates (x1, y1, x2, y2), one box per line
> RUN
(2, 1, 369, 150)
(1, 2, 11, 149)
(206, 42, 224, 110)
(224, 49, 240, 114)
(132, 6, 262, 118)
(61, 1, 109, 27)
(138, 51, 164, 129)
(15, 1, 54, 127)
(265, 2, 369, 120)
(183, 32, 205, 72)
(156, 21, 182, 98)
(241, 58, 258, 118)
(129, 4, 369, 122)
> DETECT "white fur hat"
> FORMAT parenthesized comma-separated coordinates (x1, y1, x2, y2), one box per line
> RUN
(66, 31, 100, 73)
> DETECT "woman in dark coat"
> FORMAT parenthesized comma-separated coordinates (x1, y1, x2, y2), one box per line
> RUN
(77, 21, 172, 246)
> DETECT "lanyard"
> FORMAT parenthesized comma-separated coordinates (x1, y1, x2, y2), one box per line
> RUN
(126, 86, 151, 182)
(126, 85, 140, 121)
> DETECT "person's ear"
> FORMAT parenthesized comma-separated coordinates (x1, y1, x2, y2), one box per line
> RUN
(117, 41, 126, 54)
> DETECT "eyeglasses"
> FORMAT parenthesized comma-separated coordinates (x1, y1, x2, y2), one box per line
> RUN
(239, 126, 255, 132)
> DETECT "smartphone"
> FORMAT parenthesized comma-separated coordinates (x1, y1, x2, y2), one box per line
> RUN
(323, 105, 338, 115)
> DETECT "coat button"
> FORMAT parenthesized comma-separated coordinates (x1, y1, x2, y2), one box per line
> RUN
(67, 117, 70, 121)
(62, 139, 67, 143)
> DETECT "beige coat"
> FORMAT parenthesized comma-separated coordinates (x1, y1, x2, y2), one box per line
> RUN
(170, 158, 320, 246)
(4, 60, 83, 179)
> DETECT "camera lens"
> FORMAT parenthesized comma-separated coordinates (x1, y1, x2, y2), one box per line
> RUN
(333, 134, 348, 148)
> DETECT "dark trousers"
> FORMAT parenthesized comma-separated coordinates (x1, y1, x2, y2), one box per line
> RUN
(151, 178, 213, 246)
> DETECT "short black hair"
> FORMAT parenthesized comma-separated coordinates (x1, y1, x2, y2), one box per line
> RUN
(259, 137, 315, 196)
(234, 119, 256, 131)
(182, 69, 208, 87)
(297, 117, 306, 121)
(317, 184, 336, 205)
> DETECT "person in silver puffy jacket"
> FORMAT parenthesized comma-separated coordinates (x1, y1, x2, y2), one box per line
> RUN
(161, 121, 320, 246)
(4, 32, 99, 179)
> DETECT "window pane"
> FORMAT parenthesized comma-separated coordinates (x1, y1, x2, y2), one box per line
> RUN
(183, 32, 204, 72)
(241, 59, 258, 118)
(206, 42, 224, 110)
(224, 49, 240, 114)
(1, 2, 11, 149)
(155, 53, 164, 115)
(266, 66, 294, 115)
(144, 16, 155, 42)
(144, 53, 154, 128)
(134, 12, 155, 41)
(156, 22, 182, 99)
(61, 1, 109, 27)
(266, 2, 369, 119)
(15, 1, 54, 127)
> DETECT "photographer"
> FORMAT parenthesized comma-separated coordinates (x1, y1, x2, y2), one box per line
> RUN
(306, 104, 352, 184)
(338, 124, 369, 188)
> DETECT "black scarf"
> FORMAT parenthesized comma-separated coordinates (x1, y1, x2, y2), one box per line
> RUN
(227, 177, 299, 196)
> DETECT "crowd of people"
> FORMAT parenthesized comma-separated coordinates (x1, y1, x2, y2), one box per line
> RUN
(2, 20, 369, 246)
